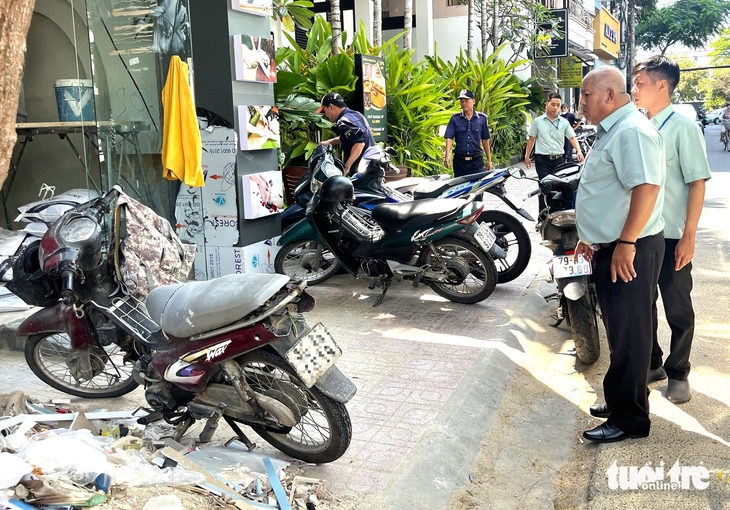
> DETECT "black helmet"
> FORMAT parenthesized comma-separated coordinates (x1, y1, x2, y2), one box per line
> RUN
(320, 175, 354, 202)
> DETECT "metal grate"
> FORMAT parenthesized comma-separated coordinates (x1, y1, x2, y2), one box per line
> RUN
(107, 295, 161, 343)
(339, 206, 384, 242)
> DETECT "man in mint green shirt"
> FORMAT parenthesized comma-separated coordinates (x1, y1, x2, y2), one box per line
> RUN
(632, 56, 712, 405)
(574, 66, 665, 443)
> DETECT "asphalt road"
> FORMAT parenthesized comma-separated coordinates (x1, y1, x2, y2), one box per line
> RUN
(703, 123, 730, 172)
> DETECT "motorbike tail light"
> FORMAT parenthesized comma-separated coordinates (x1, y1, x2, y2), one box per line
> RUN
(457, 204, 484, 225)
(565, 249, 575, 255)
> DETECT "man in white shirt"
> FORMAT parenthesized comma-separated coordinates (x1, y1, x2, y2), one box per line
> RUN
(632, 55, 712, 404)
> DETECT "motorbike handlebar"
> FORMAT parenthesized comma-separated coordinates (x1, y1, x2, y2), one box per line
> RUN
(61, 269, 75, 304)
(527, 188, 541, 198)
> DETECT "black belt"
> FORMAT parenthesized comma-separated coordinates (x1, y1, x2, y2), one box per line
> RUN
(537, 154, 564, 160)
(593, 231, 664, 251)
(454, 154, 482, 161)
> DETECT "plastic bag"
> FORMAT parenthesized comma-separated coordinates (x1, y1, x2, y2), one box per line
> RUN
(15, 188, 99, 224)
(18, 432, 110, 484)
(107, 449, 205, 487)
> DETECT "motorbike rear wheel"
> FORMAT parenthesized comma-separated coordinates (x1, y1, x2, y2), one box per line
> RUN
(238, 350, 352, 464)
(419, 236, 498, 304)
(477, 210, 532, 284)
(566, 292, 600, 364)
(24, 333, 140, 398)
(275, 240, 342, 286)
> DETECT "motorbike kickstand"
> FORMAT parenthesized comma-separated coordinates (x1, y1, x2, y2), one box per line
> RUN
(172, 414, 196, 443)
(223, 416, 257, 452)
(373, 277, 392, 307)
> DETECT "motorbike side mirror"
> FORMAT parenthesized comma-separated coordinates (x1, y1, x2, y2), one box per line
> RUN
(509, 167, 526, 179)
(385, 147, 397, 156)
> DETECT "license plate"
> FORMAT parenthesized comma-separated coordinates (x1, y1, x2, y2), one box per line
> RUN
(474, 222, 497, 251)
(285, 323, 342, 388)
(552, 254, 592, 279)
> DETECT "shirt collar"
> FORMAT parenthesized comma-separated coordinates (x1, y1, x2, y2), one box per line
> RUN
(597, 102, 636, 133)
(650, 104, 674, 127)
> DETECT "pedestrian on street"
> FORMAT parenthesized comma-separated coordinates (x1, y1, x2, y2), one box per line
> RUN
(560, 104, 579, 162)
(318, 92, 375, 176)
(574, 66, 666, 443)
(632, 55, 712, 405)
(524, 93, 584, 212)
(444, 89, 492, 177)
(720, 103, 730, 143)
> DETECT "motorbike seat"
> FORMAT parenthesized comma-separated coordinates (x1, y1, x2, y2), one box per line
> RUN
(371, 198, 466, 230)
(145, 273, 291, 338)
(412, 171, 493, 199)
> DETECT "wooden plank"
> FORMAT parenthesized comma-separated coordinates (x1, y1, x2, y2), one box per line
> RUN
(159, 447, 258, 509)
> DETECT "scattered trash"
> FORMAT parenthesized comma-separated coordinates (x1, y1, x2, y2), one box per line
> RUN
(1, 393, 332, 510)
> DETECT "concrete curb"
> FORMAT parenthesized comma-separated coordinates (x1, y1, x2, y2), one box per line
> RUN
(0, 308, 35, 352)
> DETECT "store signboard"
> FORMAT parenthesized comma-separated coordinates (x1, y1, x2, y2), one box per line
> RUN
(559, 56, 583, 88)
(537, 9, 568, 59)
(354, 54, 388, 142)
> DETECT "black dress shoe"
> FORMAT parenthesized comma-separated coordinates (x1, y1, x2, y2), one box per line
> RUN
(589, 402, 611, 418)
(583, 422, 648, 443)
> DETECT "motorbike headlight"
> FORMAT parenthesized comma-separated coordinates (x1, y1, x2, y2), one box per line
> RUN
(59, 217, 97, 243)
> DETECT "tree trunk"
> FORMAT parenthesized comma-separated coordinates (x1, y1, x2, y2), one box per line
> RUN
(331, 0, 342, 54)
(373, 0, 382, 46)
(467, 0, 475, 58)
(626, 0, 636, 90)
(0, 0, 35, 188)
(404, 0, 412, 50)
(481, 0, 488, 59)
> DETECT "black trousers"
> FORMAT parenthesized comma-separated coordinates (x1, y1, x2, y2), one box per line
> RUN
(534, 154, 565, 212)
(651, 238, 695, 380)
(453, 154, 485, 178)
(593, 233, 664, 435)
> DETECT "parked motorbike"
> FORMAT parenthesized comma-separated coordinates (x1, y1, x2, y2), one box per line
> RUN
(276, 146, 499, 306)
(525, 163, 600, 364)
(572, 131, 595, 163)
(281, 145, 532, 285)
(8, 186, 355, 463)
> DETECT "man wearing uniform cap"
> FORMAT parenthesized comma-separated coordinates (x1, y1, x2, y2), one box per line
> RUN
(317, 92, 375, 176)
(444, 89, 492, 177)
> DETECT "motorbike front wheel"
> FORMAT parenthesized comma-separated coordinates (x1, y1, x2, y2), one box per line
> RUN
(275, 240, 342, 286)
(478, 210, 532, 284)
(238, 350, 352, 464)
(419, 237, 498, 304)
(566, 293, 600, 364)
(24, 333, 140, 398)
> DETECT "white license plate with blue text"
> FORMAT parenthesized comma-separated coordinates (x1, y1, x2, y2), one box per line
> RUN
(552, 254, 592, 279)
(474, 222, 497, 251)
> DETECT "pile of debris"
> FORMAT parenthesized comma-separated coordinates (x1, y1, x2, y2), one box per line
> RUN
(0, 392, 327, 510)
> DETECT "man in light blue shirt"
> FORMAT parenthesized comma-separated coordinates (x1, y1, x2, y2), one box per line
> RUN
(632, 56, 712, 405)
(574, 67, 665, 444)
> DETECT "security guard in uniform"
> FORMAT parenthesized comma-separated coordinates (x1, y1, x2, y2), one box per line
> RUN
(318, 92, 375, 176)
(444, 89, 492, 177)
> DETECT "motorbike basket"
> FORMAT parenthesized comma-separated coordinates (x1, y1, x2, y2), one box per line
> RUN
(338, 206, 384, 242)
(6, 240, 61, 307)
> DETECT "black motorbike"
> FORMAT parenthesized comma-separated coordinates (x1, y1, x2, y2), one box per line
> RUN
(526, 163, 600, 364)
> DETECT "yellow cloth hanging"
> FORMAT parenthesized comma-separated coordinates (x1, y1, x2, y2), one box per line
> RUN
(161, 56, 204, 187)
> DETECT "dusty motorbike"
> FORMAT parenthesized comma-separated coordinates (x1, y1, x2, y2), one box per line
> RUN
(276, 147, 499, 306)
(525, 163, 601, 364)
(8, 186, 355, 463)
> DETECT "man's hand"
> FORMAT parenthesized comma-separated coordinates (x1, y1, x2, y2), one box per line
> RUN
(576, 153, 585, 163)
(319, 139, 331, 146)
(524, 156, 531, 168)
(444, 156, 451, 168)
(611, 243, 637, 283)
(574, 240, 594, 263)
(485, 160, 492, 170)
(674, 236, 695, 271)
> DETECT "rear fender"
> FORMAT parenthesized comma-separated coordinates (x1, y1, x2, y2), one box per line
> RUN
(557, 276, 588, 301)
(16, 302, 98, 349)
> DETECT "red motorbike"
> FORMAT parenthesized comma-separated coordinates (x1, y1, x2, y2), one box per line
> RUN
(8, 187, 355, 463)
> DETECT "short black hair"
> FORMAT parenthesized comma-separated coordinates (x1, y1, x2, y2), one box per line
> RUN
(547, 92, 562, 102)
(632, 55, 680, 96)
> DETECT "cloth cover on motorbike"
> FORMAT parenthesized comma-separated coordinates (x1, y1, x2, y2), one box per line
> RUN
(145, 273, 291, 338)
(114, 193, 195, 297)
